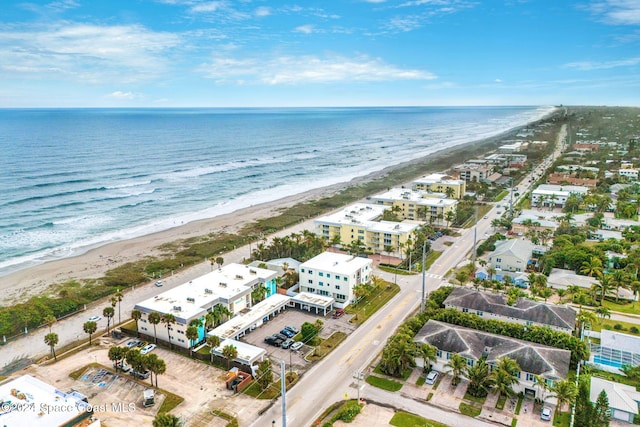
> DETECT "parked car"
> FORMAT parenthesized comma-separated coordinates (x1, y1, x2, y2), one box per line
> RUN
(155, 281, 163, 287)
(540, 406, 552, 421)
(87, 315, 102, 322)
(131, 370, 151, 380)
(264, 335, 284, 347)
(425, 370, 439, 385)
(281, 339, 294, 349)
(290, 341, 303, 351)
(284, 325, 299, 334)
(136, 341, 147, 349)
(280, 329, 294, 338)
(140, 344, 156, 355)
(113, 361, 131, 373)
(125, 340, 141, 349)
(332, 309, 344, 319)
(274, 333, 288, 341)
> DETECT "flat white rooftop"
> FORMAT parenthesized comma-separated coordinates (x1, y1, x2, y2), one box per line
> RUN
(315, 203, 386, 226)
(370, 188, 457, 207)
(135, 263, 277, 321)
(208, 294, 291, 339)
(301, 252, 371, 275)
(413, 173, 464, 185)
(292, 291, 335, 308)
(0, 375, 91, 427)
(212, 339, 266, 365)
(533, 184, 589, 195)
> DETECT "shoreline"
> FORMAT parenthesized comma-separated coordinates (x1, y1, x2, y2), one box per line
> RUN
(1, 112, 557, 304)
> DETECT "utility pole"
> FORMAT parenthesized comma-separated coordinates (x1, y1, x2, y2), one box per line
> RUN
(509, 177, 514, 217)
(421, 239, 427, 313)
(281, 360, 286, 427)
(353, 370, 365, 402)
(471, 206, 478, 268)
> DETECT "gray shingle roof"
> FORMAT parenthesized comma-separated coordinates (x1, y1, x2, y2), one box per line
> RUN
(491, 239, 534, 262)
(414, 320, 571, 380)
(443, 288, 576, 330)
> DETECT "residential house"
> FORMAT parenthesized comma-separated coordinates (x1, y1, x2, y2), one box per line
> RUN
(590, 377, 640, 424)
(488, 239, 534, 273)
(443, 288, 576, 333)
(618, 168, 639, 180)
(134, 263, 278, 349)
(546, 173, 597, 189)
(414, 320, 571, 403)
(547, 268, 635, 300)
(298, 251, 372, 308)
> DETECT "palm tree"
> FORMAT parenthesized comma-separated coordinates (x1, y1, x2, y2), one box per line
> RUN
(491, 365, 518, 398)
(153, 413, 182, 427)
(186, 326, 198, 357)
(108, 346, 126, 372)
(222, 344, 238, 369)
(103, 306, 115, 334)
(466, 359, 494, 398)
(611, 270, 630, 302)
(596, 274, 614, 304)
(43, 314, 56, 333)
(161, 313, 176, 350)
(417, 343, 437, 373)
(148, 311, 161, 343)
(147, 353, 166, 388)
(215, 257, 224, 269)
(44, 332, 59, 361)
(251, 285, 268, 304)
(576, 309, 597, 338)
(581, 256, 604, 278)
(113, 290, 124, 324)
(131, 309, 142, 338)
(550, 379, 577, 416)
(83, 321, 97, 345)
(595, 306, 611, 324)
(206, 335, 221, 363)
(211, 304, 231, 327)
(444, 354, 467, 386)
(533, 374, 551, 403)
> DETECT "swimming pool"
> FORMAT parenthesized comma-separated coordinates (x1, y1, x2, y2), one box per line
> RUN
(593, 356, 624, 369)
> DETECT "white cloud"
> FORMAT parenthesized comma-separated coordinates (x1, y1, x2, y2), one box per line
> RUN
(563, 56, 640, 70)
(255, 6, 271, 17)
(198, 54, 437, 84)
(190, 1, 225, 13)
(294, 25, 315, 34)
(107, 91, 138, 99)
(587, 0, 640, 25)
(495, 78, 502, 83)
(0, 22, 181, 84)
(363, 0, 387, 3)
(46, 0, 80, 11)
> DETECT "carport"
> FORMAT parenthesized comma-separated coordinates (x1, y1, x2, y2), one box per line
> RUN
(289, 292, 334, 316)
(211, 339, 266, 374)
(208, 294, 291, 340)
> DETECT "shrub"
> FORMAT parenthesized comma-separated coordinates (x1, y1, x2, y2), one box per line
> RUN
(614, 323, 624, 330)
(630, 326, 639, 334)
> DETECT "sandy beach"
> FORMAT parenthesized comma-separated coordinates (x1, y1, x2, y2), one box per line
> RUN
(0, 120, 547, 305)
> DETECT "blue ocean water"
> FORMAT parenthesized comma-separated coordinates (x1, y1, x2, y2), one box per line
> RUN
(0, 106, 554, 276)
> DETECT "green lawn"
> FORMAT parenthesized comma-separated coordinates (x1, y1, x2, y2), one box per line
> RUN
(494, 190, 509, 202)
(602, 299, 640, 315)
(348, 283, 401, 325)
(463, 391, 487, 405)
(365, 375, 403, 392)
(306, 331, 347, 361)
(390, 411, 449, 427)
(459, 402, 482, 417)
(552, 411, 570, 427)
(496, 394, 506, 410)
(592, 318, 640, 335)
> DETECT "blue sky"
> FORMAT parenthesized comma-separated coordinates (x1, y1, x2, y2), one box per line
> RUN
(1, 0, 639, 107)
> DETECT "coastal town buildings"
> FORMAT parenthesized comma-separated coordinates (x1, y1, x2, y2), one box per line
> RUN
(443, 288, 576, 333)
(298, 251, 372, 308)
(487, 239, 534, 273)
(414, 320, 571, 404)
(411, 173, 466, 199)
(368, 188, 458, 226)
(134, 263, 278, 349)
(531, 184, 589, 208)
(314, 203, 421, 254)
(453, 162, 493, 183)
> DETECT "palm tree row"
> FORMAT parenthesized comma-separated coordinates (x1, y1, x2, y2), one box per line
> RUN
(108, 345, 167, 388)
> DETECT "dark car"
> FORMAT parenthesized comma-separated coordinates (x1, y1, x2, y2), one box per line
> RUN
(280, 329, 294, 338)
(281, 339, 294, 349)
(131, 370, 151, 380)
(284, 325, 299, 334)
(274, 333, 288, 341)
(264, 335, 284, 347)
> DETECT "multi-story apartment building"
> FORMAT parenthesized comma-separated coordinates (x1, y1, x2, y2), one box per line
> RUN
(298, 252, 372, 308)
(368, 188, 458, 226)
(453, 163, 494, 183)
(411, 173, 466, 199)
(134, 263, 278, 349)
(314, 203, 420, 255)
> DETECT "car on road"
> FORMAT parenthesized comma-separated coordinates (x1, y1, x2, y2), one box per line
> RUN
(284, 325, 299, 334)
(290, 341, 304, 351)
(540, 406, 552, 421)
(155, 281, 163, 287)
(425, 370, 439, 385)
(140, 344, 156, 355)
(87, 315, 102, 322)
(125, 339, 141, 349)
(280, 329, 295, 338)
(483, 215, 488, 219)
(281, 339, 294, 349)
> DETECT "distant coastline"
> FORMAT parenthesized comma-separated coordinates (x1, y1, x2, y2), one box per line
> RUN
(0, 107, 561, 305)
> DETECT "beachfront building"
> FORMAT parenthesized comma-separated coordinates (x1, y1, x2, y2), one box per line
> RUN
(443, 288, 576, 333)
(453, 163, 494, 183)
(488, 239, 534, 273)
(368, 188, 458, 226)
(531, 184, 589, 209)
(414, 320, 570, 404)
(411, 173, 466, 199)
(590, 377, 640, 424)
(298, 252, 372, 308)
(134, 263, 278, 349)
(0, 375, 99, 427)
(314, 203, 420, 255)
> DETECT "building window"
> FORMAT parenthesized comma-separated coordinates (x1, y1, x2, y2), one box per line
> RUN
(319, 282, 324, 286)
(336, 285, 340, 290)
(308, 279, 313, 284)
(462, 308, 469, 313)
(335, 275, 341, 280)
(466, 358, 474, 367)
(327, 274, 331, 278)
(526, 373, 534, 381)
(496, 258, 502, 263)
(446, 352, 452, 360)
(319, 272, 324, 277)
(436, 350, 442, 358)
(301, 268, 305, 273)
(477, 311, 483, 316)
(308, 270, 313, 274)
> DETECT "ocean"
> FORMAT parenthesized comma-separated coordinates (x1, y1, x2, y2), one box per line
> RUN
(0, 106, 555, 277)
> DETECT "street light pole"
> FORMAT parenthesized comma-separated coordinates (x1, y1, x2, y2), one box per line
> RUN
(280, 360, 286, 427)
(420, 239, 427, 313)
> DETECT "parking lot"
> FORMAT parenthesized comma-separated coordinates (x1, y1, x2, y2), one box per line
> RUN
(240, 306, 357, 373)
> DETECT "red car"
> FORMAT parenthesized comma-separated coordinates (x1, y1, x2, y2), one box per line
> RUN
(332, 309, 344, 318)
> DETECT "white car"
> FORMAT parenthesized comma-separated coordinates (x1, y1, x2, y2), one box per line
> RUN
(140, 344, 156, 355)
(540, 406, 552, 421)
(290, 341, 303, 351)
(155, 281, 163, 287)
(88, 315, 102, 322)
(425, 370, 439, 385)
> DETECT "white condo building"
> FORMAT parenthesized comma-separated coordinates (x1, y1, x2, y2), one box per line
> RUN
(531, 184, 589, 208)
(134, 263, 278, 349)
(298, 252, 373, 309)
